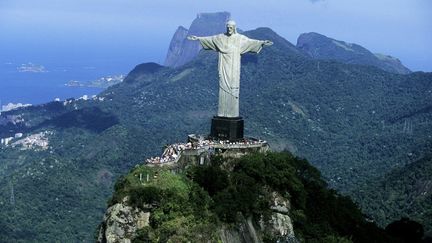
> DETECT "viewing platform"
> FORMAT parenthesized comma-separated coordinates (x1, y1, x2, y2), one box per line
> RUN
(145, 134, 269, 170)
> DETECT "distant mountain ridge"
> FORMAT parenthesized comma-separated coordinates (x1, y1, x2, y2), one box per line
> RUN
(164, 12, 231, 68)
(296, 32, 411, 74)
(165, 16, 412, 75)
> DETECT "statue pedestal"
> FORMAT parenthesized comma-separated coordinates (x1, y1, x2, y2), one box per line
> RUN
(210, 116, 244, 141)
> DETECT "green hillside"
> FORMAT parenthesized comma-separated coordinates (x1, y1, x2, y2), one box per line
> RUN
(101, 152, 396, 242)
(0, 27, 431, 241)
(355, 152, 432, 236)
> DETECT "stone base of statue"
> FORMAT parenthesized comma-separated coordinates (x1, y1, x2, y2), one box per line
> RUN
(210, 116, 244, 141)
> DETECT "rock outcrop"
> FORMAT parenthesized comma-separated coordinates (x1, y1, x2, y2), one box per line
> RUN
(268, 192, 295, 240)
(164, 12, 231, 68)
(164, 26, 189, 68)
(98, 195, 296, 243)
(217, 192, 296, 243)
(297, 32, 411, 74)
(97, 197, 151, 243)
(97, 141, 295, 243)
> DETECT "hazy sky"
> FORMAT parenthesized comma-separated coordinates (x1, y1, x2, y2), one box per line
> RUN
(1, 0, 431, 72)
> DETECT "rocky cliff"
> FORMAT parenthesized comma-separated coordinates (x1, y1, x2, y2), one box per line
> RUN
(164, 12, 231, 68)
(97, 141, 295, 243)
(163, 26, 189, 68)
(97, 192, 295, 243)
(97, 151, 394, 242)
(297, 32, 411, 74)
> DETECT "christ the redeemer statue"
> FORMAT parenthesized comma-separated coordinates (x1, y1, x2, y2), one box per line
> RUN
(188, 20, 273, 118)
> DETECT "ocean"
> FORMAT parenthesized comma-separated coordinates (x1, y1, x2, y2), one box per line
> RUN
(0, 58, 136, 107)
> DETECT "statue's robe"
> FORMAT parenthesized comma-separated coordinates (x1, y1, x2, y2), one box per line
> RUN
(198, 33, 264, 117)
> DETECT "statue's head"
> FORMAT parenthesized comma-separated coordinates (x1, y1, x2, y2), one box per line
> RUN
(226, 20, 237, 36)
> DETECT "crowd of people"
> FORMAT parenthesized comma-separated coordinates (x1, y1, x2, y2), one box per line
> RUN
(145, 142, 193, 164)
(145, 138, 266, 165)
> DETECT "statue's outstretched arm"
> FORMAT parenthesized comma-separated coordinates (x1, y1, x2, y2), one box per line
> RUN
(188, 35, 218, 51)
(187, 35, 199, 41)
(263, 40, 273, 46)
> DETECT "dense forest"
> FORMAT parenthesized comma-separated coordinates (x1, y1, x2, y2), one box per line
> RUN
(355, 152, 432, 236)
(0, 27, 431, 241)
(104, 152, 399, 242)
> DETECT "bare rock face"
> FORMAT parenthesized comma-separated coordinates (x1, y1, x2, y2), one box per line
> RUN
(98, 193, 296, 243)
(268, 192, 296, 240)
(219, 216, 261, 243)
(164, 26, 189, 68)
(297, 32, 411, 74)
(270, 213, 294, 238)
(97, 198, 150, 243)
(164, 12, 231, 68)
(217, 192, 296, 243)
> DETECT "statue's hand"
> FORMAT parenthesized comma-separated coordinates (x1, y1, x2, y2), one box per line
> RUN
(187, 35, 198, 41)
(263, 40, 273, 46)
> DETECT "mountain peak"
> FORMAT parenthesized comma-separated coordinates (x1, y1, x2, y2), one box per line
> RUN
(244, 27, 306, 58)
(296, 32, 411, 74)
(164, 12, 231, 68)
(196, 11, 231, 19)
(123, 62, 164, 84)
(177, 25, 188, 32)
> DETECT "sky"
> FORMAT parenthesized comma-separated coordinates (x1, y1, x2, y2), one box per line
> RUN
(1, 0, 431, 72)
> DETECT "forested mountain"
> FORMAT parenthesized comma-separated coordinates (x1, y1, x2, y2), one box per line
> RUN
(355, 151, 432, 236)
(296, 32, 411, 74)
(98, 152, 397, 242)
(0, 27, 431, 241)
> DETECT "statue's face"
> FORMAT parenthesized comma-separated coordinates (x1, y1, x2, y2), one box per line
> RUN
(226, 24, 235, 36)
